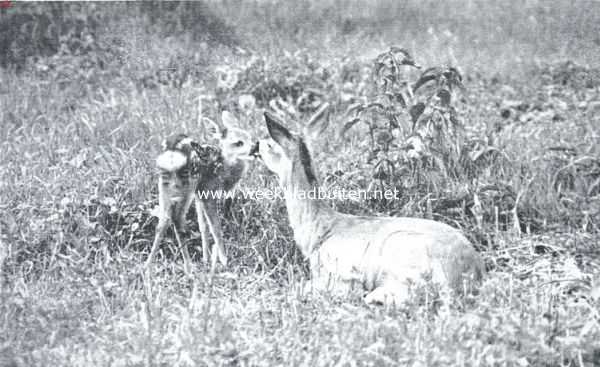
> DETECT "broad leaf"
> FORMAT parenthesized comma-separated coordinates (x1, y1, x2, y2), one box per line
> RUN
(395, 92, 407, 108)
(413, 73, 438, 93)
(366, 102, 386, 111)
(437, 89, 451, 106)
(345, 102, 364, 116)
(409, 102, 426, 124)
(340, 118, 361, 137)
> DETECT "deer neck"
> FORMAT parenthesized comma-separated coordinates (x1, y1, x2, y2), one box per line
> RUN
(221, 156, 247, 192)
(279, 164, 336, 257)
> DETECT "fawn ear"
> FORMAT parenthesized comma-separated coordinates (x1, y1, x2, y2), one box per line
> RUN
(205, 117, 227, 139)
(264, 111, 293, 147)
(221, 111, 239, 131)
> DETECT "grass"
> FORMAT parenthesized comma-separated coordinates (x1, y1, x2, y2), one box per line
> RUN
(2, 233, 599, 365)
(1, 1, 600, 366)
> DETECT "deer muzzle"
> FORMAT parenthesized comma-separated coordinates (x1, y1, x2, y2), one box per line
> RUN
(249, 141, 260, 158)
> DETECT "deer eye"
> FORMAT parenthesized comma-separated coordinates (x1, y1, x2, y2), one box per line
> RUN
(178, 168, 190, 177)
(233, 141, 244, 147)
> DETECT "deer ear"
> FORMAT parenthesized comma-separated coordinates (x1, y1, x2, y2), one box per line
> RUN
(204, 117, 227, 139)
(221, 111, 238, 130)
(264, 111, 293, 147)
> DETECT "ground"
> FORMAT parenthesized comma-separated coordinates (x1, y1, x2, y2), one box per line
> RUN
(1, 1, 600, 366)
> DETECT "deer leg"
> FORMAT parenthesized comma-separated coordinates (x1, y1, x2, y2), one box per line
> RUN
(174, 192, 195, 275)
(203, 198, 227, 268)
(146, 178, 174, 269)
(364, 284, 409, 308)
(146, 210, 170, 269)
(172, 222, 192, 276)
(194, 194, 212, 265)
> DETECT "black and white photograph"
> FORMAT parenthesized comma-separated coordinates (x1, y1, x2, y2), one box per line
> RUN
(1, 1, 599, 365)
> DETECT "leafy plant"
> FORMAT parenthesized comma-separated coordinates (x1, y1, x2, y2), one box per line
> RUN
(342, 47, 469, 188)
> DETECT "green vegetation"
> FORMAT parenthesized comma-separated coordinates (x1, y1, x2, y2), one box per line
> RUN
(1, 1, 599, 365)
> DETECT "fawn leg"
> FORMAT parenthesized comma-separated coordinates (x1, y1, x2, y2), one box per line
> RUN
(146, 176, 174, 269)
(174, 192, 195, 275)
(194, 194, 212, 265)
(146, 212, 170, 269)
(203, 198, 227, 268)
(172, 222, 192, 276)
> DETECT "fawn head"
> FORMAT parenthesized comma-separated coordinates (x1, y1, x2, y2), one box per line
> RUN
(156, 134, 198, 202)
(206, 111, 254, 164)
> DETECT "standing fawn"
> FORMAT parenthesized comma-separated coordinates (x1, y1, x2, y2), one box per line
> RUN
(252, 110, 484, 306)
(146, 111, 253, 273)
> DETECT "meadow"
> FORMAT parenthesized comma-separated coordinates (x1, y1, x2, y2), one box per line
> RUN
(1, 1, 600, 365)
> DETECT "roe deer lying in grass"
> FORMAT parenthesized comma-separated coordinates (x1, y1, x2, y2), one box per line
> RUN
(252, 111, 484, 305)
(146, 111, 253, 273)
